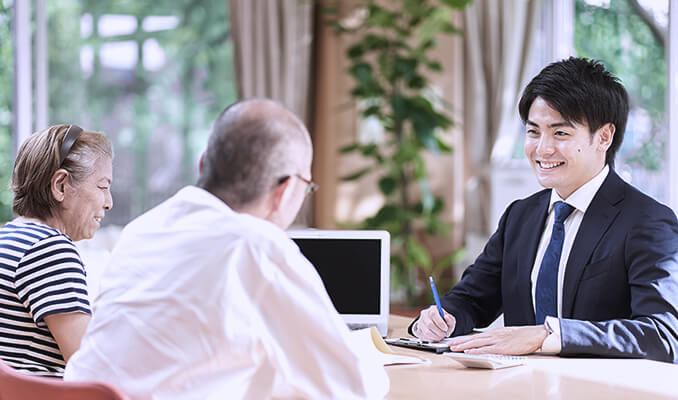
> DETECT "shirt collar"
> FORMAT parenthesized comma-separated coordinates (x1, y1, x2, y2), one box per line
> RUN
(548, 165, 609, 215)
(176, 185, 236, 215)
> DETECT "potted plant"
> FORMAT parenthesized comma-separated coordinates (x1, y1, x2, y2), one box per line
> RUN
(329, 0, 470, 305)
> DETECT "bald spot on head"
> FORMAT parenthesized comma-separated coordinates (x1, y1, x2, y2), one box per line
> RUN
(197, 99, 312, 210)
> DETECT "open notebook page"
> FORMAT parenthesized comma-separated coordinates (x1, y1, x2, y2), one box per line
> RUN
(349, 328, 430, 366)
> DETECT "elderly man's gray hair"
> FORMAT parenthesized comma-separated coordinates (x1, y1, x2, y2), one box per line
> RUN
(197, 99, 310, 209)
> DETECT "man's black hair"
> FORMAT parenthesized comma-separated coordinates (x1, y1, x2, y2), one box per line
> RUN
(518, 57, 629, 168)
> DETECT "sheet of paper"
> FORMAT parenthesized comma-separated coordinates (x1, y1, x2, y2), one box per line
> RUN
(349, 328, 429, 366)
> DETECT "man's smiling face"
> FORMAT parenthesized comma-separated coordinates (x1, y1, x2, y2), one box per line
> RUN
(524, 97, 611, 199)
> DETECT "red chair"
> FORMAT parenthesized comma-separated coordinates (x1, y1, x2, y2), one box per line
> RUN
(0, 360, 128, 400)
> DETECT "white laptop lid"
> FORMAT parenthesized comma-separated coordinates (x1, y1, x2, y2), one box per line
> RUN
(287, 229, 390, 336)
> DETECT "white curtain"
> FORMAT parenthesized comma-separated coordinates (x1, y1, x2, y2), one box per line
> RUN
(228, 0, 314, 123)
(463, 0, 538, 234)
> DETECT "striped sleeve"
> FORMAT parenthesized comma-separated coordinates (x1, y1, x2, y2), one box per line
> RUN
(15, 235, 91, 323)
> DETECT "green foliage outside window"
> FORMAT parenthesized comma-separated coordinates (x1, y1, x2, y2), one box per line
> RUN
(46, 0, 237, 224)
(0, 3, 12, 223)
(574, 0, 666, 173)
(0, 0, 236, 225)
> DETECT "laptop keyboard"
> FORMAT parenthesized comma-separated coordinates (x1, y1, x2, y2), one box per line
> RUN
(347, 323, 373, 330)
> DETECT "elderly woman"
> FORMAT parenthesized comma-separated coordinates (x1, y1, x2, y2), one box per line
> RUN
(0, 124, 112, 377)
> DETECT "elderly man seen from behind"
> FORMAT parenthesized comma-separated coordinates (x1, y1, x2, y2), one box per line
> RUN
(65, 99, 390, 399)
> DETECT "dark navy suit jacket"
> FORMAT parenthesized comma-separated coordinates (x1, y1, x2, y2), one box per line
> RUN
(420, 170, 678, 362)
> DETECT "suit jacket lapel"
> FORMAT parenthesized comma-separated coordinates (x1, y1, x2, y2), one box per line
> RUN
(517, 191, 550, 324)
(561, 171, 624, 317)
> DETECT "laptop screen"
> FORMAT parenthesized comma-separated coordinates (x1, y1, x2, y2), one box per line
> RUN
(292, 238, 381, 314)
(288, 229, 390, 336)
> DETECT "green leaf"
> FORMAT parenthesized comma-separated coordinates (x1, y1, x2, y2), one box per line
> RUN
(364, 204, 401, 229)
(434, 110, 453, 129)
(347, 43, 365, 59)
(367, 3, 396, 28)
(440, 0, 473, 9)
(418, 177, 435, 213)
(341, 167, 372, 181)
(420, 39, 435, 51)
(420, 133, 439, 154)
(407, 75, 426, 89)
(328, 21, 348, 33)
(393, 142, 418, 163)
(322, 6, 338, 15)
(435, 136, 453, 152)
(413, 156, 427, 179)
(350, 87, 367, 97)
(339, 143, 361, 154)
(363, 105, 381, 118)
(391, 254, 406, 275)
(427, 61, 442, 71)
(349, 62, 374, 82)
(432, 196, 445, 214)
(403, 0, 427, 16)
(408, 15, 422, 27)
(440, 21, 462, 35)
(377, 53, 394, 81)
(390, 93, 407, 121)
(435, 248, 466, 272)
(417, 8, 453, 41)
(378, 175, 397, 195)
(406, 237, 432, 269)
(412, 115, 439, 152)
(363, 34, 390, 51)
(349, 62, 385, 98)
(393, 56, 418, 80)
(360, 143, 378, 157)
(425, 217, 450, 235)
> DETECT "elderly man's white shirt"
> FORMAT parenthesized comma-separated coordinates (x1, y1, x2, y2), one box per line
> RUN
(65, 186, 389, 400)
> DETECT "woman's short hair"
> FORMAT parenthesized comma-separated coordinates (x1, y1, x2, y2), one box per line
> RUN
(11, 124, 113, 219)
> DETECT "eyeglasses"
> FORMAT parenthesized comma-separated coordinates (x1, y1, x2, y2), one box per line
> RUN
(59, 124, 83, 167)
(294, 174, 319, 197)
(278, 174, 319, 197)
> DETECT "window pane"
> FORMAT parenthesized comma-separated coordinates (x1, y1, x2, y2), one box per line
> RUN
(46, 0, 237, 225)
(0, 3, 12, 222)
(575, 0, 668, 202)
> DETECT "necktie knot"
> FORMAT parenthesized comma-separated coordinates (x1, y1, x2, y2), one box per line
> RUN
(553, 201, 574, 224)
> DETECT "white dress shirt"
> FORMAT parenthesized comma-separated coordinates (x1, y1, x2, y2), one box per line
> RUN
(531, 165, 609, 352)
(65, 186, 389, 400)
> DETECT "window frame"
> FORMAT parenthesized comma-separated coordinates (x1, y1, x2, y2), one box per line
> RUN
(548, 0, 678, 213)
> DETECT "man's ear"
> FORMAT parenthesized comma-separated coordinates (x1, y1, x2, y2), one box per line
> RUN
(597, 123, 615, 152)
(269, 177, 292, 214)
(51, 169, 69, 202)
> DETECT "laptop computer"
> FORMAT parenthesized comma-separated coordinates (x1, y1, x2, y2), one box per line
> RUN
(287, 229, 390, 336)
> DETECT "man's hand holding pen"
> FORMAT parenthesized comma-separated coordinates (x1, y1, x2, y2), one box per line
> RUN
(413, 305, 456, 342)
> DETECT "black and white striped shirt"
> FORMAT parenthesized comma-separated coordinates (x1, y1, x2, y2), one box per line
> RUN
(0, 221, 91, 377)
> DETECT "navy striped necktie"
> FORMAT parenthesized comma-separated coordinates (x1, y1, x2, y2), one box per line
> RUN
(535, 201, 575, 324)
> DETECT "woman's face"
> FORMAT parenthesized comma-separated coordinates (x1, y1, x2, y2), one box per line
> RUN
(58, 156, 113, 241)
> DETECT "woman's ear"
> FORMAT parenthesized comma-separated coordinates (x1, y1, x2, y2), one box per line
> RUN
(51, 169, 69, 203)
(198, 152, 205, 174)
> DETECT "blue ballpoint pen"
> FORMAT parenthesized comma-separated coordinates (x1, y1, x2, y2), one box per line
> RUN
(429, 276, 445, 319)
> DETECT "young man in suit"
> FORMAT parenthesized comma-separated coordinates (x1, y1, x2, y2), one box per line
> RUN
(411, 57, 678, 363)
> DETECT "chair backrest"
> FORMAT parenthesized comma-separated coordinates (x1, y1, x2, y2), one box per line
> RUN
(0, 360, 128, 400)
